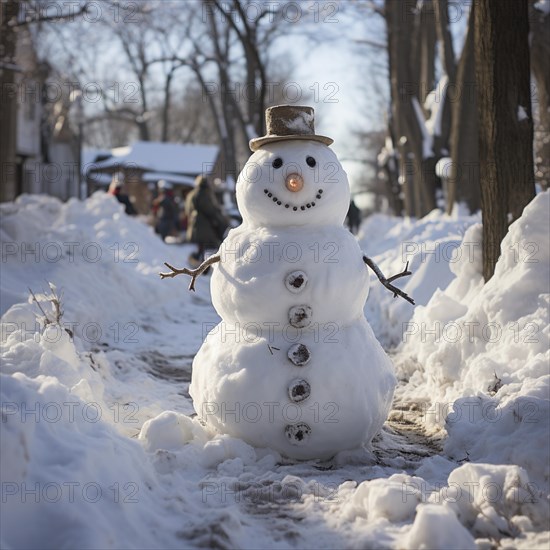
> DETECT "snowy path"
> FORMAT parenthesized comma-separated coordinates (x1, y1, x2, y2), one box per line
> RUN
(105, 332, 452, 548)
(382, 403, 445, 469)
(87, 295, 453, 548)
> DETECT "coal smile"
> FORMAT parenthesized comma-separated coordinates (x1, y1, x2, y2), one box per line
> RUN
(263, 188, 324, 211)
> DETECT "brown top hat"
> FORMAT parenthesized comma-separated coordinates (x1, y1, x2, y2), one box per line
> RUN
(249, 105, 333, 151)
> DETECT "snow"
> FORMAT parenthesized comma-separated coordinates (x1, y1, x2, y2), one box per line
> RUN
(1, 189, 548, 548)
(436, 156, 452, 179)
(395, 192, 550, 494)
(81, 148, 111, 175)
(517, 105, 529, 122)
(91, 141, 219, 176)
(284, 111, 314, 134)
(425, 75, 448, 138)
(412, 96, 434, 158)
(141, 172, 196, 187)
(534, 0, 550, 15)
(402, 503, 476, 549)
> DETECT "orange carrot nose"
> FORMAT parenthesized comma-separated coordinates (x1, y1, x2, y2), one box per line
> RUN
(285, 173, 304, 192)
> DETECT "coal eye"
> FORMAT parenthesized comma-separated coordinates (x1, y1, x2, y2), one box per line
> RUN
(306, 156, 316, 167)
(272, 157, 283, 169)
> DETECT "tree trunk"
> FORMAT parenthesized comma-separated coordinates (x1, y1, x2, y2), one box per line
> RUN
(161, 70, 173, 143)
(416, 0, 437, 107)
(447, 3, 480, 214)
(434, 0, 456, 158)
(193, 64, 237, 183)
(434, 0, 457, 84)
(219, 0, 267, 141)
(137, 73, 150, 141)
(383, 119, 404, 215)
(475, 0, 535, 281)
(386, 0, 437, 218)
(0, 0, 19, 202)
(386, 1, 416, 216)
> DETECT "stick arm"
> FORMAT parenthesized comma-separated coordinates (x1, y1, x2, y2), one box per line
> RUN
(159, 254, 221, 291)
(363, 255, 415, 305)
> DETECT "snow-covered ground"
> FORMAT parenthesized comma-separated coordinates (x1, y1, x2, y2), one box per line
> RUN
(1, 191, 548, 549)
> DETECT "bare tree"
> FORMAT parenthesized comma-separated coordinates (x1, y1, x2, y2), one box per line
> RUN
(210, 0, 269, 137)
(475, 0, 535, 281)
(98, 2, 193, 142)
(39, 1, 218, 149)
(201, 0, 294, 176)
(433, 0, 456, 161)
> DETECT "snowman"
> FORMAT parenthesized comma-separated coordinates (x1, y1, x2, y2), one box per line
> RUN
(161, 105, 413, 460)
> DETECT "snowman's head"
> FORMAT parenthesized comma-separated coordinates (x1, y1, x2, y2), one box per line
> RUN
(236, 140, 350, 227)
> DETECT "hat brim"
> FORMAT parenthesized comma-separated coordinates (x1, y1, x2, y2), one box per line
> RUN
(249, 134, 333, 152)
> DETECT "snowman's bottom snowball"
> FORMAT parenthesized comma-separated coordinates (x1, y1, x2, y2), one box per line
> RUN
(189, 318, 396, 460)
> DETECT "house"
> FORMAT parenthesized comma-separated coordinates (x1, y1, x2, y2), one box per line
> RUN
(1, 27, 79, 202)
(86, 141, 224, 214)
(8, 27, 43, 200)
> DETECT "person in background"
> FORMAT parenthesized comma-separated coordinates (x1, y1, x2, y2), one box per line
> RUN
(108, 174, 136, 216)
(185, 175, 229, 264)
(346, 199, 361, 235)
(153, 180, 178, 242)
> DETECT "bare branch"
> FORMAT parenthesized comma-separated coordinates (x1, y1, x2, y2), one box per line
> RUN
(363, 256, 415, 305)
(159, 255, 221, 292)
(355, 38, 387, 50)
(386, 262, 412, 283)
(28, 287, 50, 321)
(12, 2, 90, 27)
(28, 283, 64, 325)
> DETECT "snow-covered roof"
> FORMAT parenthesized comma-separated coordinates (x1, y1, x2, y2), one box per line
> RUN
(82, 148, 111, 166)
(91, 141, 219, 175)
(141, 172, 196, 187)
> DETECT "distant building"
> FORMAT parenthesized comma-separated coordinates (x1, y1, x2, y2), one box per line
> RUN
(3, 27, 79, 202)
(10, 28, 43, 199)
(85, 141, 225, 214)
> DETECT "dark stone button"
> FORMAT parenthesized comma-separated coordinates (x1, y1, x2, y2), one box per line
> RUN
(285, 423, 311, 445)
(288, 305, 312, 328)
(287, 343, 311, 366)
(288, 378, 311, 402)
(285, 270, 308, 294)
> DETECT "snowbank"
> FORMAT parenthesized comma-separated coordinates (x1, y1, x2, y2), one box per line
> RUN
(395, 192, 550, 494)
(2, 193, 194, 329)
